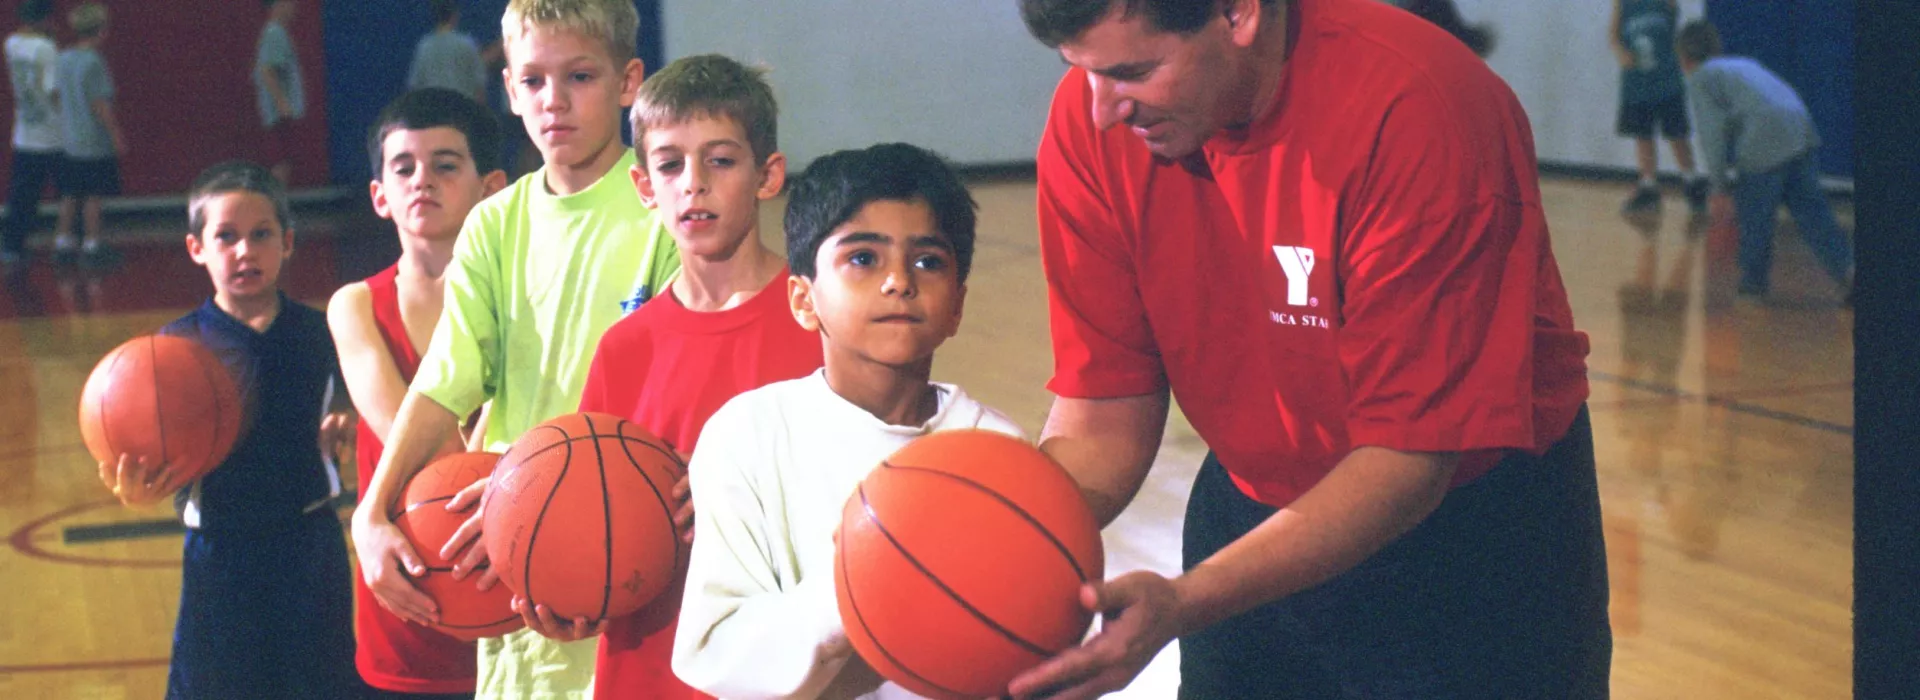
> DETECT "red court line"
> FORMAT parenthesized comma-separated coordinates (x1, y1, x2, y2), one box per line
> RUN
(6, 500, 180, 568)
(0, 657, 168, 674)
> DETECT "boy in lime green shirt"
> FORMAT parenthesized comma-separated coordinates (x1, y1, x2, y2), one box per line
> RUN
(347, 1, 678, 698)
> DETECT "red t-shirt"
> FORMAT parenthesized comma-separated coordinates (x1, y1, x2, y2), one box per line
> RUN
(578, 267, 824, 699)
(352, 264, 479, 694)
(1037, 0, 1590, 508)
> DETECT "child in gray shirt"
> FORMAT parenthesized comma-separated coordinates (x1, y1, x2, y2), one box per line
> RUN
(1678, 20, 1852, 302)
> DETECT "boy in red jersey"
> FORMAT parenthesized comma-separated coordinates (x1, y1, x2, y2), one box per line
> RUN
(328, 87, 506, 699)
(513, 54, 822, 699)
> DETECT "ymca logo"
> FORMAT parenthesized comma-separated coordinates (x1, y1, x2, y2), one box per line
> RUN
(1272, 246, 1316, 307)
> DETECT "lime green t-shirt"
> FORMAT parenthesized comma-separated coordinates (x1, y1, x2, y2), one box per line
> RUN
(411, 150, 679, 699)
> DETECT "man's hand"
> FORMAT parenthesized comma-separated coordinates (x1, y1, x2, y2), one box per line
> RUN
(1007, 571, 1189, 700)
(350, 512, 440, 626)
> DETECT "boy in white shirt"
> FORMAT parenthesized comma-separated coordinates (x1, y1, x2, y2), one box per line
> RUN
(672, 143, 1022, 700)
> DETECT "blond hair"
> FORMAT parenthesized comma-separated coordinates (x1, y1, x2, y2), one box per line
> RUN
(501, 0, 639, 64)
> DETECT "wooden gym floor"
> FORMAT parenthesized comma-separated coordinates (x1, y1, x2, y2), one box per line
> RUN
(0, 176, 1852, 699)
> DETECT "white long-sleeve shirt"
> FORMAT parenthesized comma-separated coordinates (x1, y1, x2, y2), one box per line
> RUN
(673, 370, 1025, 700)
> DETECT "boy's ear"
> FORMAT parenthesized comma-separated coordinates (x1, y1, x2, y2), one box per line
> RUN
(755, 153, 787, 201)
(369, 179, 394, 220)
(481, 169, 508, 196)
(946, 283, 967, 339)
(282, 229, 296, 260)
(183, 232, 203, 261)
(618, 58, 646, 108)
(630, 161, 659, 209)
(788, 275, 820, 332)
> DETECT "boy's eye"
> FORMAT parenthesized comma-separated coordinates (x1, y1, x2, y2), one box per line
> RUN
(216, 231, 238, 243)
(519, 76, 543, 88)
(848, 250, 877, 267)
(654, 159, 682, 174)
(709, 157, 735, 168)
(435, 161, 459, 174)
(914, 254, 948, 271)
(393, 165, 414, 177)
(570, 71, 593, 83)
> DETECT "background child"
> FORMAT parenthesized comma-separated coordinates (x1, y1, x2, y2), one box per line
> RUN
(408, 0, 490, 105)
(1678, 19, 1853, 302)
(256, 0, 307, 185)
(2, 0, 59, 268)
(96, 160, 357, 698)
(673, 143, 1020, 699)
(52, 2, 125, 267)
(330, 87, 508, 700)
(349, 1, 681, 698)
(527, 53, 821, 699)
(1612, 0, 1706, 214)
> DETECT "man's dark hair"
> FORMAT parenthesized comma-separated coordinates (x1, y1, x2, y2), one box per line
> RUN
(18, 0, 52, 25)
(785, 143, 978, 283)
(431, 0, 459, 24)
(1018, 0, 1278, 48)
(1675, 20, 1722, 64)
(366, 87, 503, 178)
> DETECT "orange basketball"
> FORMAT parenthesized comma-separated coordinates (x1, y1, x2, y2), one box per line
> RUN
(481, 412, 686, 622)
(835, 430, 1104, 700)
(77, 334, 242, 493)
(393, 451, 523, 641)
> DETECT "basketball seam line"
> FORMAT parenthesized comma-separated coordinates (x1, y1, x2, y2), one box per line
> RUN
(837, 498, 970, 700)
(614, 429, 682, 561)
(880, 461, 1092, 581)
(149, 337, 169, 468)
(192, 341, 233, 488)
(859, 486, 1055, 659)
(587, 413, 613, 622)
(516, 425, 572, 619)
(96, 343, 125, 469)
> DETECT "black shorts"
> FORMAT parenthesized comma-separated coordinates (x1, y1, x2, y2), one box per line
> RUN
(56, 155, 121, 197)
(1617, 93, 1691, 140)
(1177, 408, 1612, 699)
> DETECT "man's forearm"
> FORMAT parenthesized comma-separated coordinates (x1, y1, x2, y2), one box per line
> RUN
(1037, 391, 1170, 527)
(1171, 446, 1458, 634)
(357, 391, 463, 524)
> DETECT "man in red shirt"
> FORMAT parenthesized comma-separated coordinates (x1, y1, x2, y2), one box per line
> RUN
(1006, 1, 1609, 698)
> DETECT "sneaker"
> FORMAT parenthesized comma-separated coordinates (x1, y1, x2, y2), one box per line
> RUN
(1684, 178, 1710, 214)
(1622, 185, 1661, 214)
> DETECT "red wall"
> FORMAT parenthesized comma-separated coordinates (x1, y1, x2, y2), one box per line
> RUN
(0, 2, 331, 199)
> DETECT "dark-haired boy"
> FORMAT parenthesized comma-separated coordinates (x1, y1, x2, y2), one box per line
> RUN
(672, 143, 1021, 699)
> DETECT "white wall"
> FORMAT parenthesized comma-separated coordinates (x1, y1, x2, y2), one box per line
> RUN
(660, 0, 1065, 169)
(1464, 0, 1707, 174)
(662, 1, 1706, 175)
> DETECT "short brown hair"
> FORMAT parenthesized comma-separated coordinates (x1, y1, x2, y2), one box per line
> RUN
(502, 0, 638, 64)
(1676, 20, 1723, 64)
(630, 54, 778, 165)
(68, 2, 107, 38)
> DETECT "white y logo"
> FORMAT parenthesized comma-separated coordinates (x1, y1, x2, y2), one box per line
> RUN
(1272, 246, 1316, 307)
